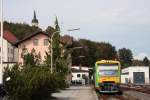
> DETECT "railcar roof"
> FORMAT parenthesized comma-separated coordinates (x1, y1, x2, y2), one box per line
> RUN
(95, 60, 120, 65)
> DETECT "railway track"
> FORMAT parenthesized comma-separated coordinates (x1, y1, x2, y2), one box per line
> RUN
(96, 84, 150, 100)
(120, 84, 150, 94)
(98, 94, 108, 100)
(98, 94, 128, 100)
(98, 93, 141, 100)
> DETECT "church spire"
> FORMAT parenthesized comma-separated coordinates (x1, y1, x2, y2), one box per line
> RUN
(55, 16, 60, 31)
(34, 10, 36, 19)
(32, 10, 38, 27)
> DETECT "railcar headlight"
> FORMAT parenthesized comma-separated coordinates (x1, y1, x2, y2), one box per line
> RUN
(99, 83, 104, 87)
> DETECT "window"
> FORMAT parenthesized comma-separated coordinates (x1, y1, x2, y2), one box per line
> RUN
(77, 74, 80, 78)
(8, 48, 9, 53)
(44, 39, 49, 46)
(82, 74, 86, 78)
(11, 49, 13, 54)
(33, 39, 38, 46)
(99, 70, 118, 76)
(0, 57, 4, 62)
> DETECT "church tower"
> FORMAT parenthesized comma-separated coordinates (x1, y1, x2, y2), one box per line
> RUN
(32, 10, 38, 27)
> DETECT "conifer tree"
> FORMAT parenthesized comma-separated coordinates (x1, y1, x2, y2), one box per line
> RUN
(143, 56, 149, 66)
(45, 17, 68, 76)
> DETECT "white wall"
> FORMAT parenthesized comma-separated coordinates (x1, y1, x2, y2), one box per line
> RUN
(129, 67, 149, 84)
(0, 38, 18, 62)
(2, 39, 8, 62)
(8, 42, 14, 62)
(121, 75, 129, 83)
(121, 66, 149, 84)
(72, 72, 89, 81)
(6, 40, 18, 63)
(13, 47, 18, 62)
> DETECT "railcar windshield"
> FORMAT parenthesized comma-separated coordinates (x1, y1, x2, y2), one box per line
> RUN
(97, 63, 119, 76)
(99, 70, 118, 76)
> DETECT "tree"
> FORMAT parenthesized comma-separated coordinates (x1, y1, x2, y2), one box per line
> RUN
(52, 16, 61, 68)
(3, 21, 42, 40)
(132, 59, 143, 66)
(4, 44, 62, 100)
(118, 48, 133, 68)
(72, 39, 117, 67)
(22, 48, 41, 67)
(143, 56, 149, 66)
(4, 65, 60, 100)
(45, 17, 68, 76)
(45, 26, 55, 35)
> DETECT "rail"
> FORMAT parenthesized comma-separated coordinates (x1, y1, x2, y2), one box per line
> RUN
(120, 83, 150, 94)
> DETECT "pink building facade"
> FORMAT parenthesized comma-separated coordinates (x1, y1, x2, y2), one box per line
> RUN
(16, 31, 50, 65)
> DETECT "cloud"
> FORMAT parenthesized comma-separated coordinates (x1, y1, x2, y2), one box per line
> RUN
(134, 53, 150, 60)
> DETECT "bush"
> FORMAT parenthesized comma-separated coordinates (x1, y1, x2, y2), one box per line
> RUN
(3, 65, 61, 100)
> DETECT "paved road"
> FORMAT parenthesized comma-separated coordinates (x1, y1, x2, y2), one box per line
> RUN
(52, 86, 98, 100)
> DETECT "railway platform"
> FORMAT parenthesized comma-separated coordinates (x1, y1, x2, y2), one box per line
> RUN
(52, 85, 98, 100)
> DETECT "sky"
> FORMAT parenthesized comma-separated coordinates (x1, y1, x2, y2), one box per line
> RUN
(3, 0, 150, 60)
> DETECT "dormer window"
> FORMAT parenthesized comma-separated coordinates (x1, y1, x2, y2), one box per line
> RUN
(33, 39, 38, 46)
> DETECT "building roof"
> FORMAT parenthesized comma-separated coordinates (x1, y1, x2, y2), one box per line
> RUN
(71, 68, 89, 73)
(122, 66, 149, 73)
(15, 31, 50, 46)
(15, 31, 73, 46)
(72, 65, 90, 68)
(15, 31, 50, 45)
(3, 30, 18, 44)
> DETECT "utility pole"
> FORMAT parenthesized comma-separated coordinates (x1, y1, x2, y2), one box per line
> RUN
(0, 0, 3, 85)
(0, 0, 6, 99)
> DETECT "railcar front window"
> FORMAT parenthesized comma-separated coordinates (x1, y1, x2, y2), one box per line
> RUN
(99, 70, 118, 76)
(97, 64, 119, 76)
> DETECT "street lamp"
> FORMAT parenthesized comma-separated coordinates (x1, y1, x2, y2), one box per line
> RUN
(66, 46, 83, 86)
(68, 46, 83, 53)
(67, 28, 80, 31)
(78, 55, 85, 70)
(50, 28, 80, 73)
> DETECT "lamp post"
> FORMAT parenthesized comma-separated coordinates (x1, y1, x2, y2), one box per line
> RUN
(50, 28, 80, 73)
(67, 46, 83, 70)
(78, 56, 85, 69)
(67, 47, 83, 86)
(0, 0, 3, 85)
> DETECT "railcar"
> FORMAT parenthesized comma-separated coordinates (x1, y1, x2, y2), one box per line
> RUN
(94, 60, 121, 93)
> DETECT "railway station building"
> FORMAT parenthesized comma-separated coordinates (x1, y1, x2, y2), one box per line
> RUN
(121, 66, 149, 84)
(71, 66, 90, 85)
